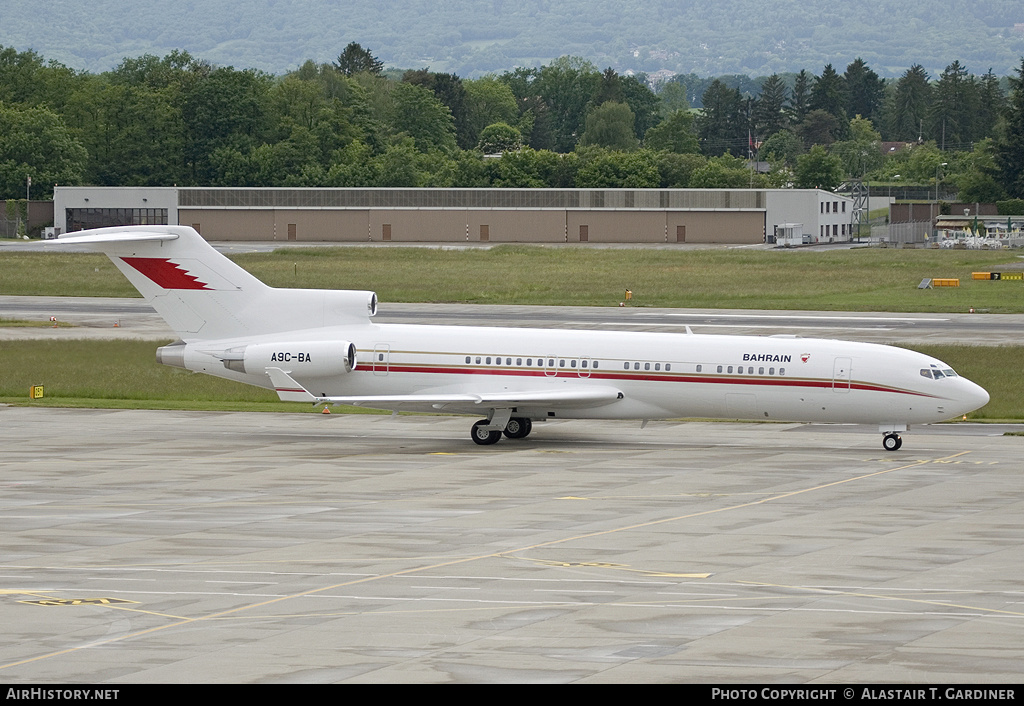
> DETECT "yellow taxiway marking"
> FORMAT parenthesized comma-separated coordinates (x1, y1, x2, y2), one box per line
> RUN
(0, 450, 972, 671)
(521, 557, 712, 578)
(736, 579, 1024, 618)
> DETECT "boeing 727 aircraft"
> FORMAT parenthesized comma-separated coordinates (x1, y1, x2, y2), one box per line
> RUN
(53, 225, 989, 450)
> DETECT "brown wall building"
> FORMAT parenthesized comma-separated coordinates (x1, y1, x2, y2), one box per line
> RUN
(55, 187, 854, 245)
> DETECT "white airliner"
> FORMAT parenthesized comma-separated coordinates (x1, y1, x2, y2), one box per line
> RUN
(53, 225, 989, 450)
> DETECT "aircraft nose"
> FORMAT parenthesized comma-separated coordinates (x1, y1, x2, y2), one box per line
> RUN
(960, 379, 989, 414)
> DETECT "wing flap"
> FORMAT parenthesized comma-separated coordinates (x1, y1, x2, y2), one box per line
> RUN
(265, 367, 623, 409)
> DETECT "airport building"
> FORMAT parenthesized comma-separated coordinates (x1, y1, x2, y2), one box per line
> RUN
(52, 186, 855, 245)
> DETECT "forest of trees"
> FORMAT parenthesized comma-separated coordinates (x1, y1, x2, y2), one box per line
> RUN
(2, 43, 1024, 207)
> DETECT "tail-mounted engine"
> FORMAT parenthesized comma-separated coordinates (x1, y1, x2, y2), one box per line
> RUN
(157, 340, 358, 377)
(219, 341, 358, 376)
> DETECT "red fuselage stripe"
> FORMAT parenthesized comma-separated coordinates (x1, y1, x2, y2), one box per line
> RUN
(356, 364, 938, 398)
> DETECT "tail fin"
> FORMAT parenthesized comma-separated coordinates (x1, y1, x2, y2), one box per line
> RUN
(53, 225, 377, 341)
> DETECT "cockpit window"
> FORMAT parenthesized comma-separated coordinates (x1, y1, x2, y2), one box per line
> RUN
(944, 369, 958, 377)
(920, 369, 933, 379)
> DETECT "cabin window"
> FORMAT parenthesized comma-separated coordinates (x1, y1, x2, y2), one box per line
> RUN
(759, 367, 764, 375)
(517, 358, 522, 366)
(728, 366, 733, 373)
(769, 367, 774, 375)
(696, 364, 702, 372)
(717, 365, 723, 373)
(486, 357, 492, 364)
(780, 368, 786, 375)
(654, 363, 661, 371)
(634, 362, 641, 370)
(581, 360, 588, 368)
(466, 356, 471, 364)
(548, 359, 555, 367)
(476, 357, 481, 364)
(665, 364, 671, 371)
(593, 361, 599, 369)
(748, 367, 754, 374)
(570, 359, 577, 368)
(623, 362, 630, 370)
(506, 358, 512, 365)
(559, 359, 565, 368)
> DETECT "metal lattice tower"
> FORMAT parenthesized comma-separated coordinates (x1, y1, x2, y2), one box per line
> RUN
(849, 179, 868, 237)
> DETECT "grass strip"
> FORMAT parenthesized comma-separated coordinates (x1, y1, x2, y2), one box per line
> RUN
(4, 247, 1024, 312)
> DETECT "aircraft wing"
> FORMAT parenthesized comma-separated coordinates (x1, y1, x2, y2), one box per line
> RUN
(265, 367, 623, 409)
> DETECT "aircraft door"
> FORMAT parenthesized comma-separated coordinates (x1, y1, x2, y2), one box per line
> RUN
(832, 357, 852, 392)
(578, 357, 591, 378)
(544, 356, 557, 377)
(373, 344, 390, 376)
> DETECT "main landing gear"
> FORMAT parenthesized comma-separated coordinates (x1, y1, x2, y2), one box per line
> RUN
(471, 417, 533, 445)
(882, 432, 903, 451)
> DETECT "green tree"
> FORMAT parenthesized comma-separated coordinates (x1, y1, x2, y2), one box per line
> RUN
(810, 64, 848, 139)
(657, 81, 690, 115)
(491, 148, 563, 187)
(954, 139, 1006, 202)
(787, 70, 812, 125)
(886, 65, 931, 142)
(181, 66, 273, 183)
(690, 155, 761, 188)
(579, 101, 638, 151)
(333, 42, 383, 76)
(698, 80, 744, 156)
(388, 81, 457, 153)
(760, 129, 802, 167)
(530, 56, 601, 152)
(654, 151, 706, 187)
(993, 59, 1024, 198)
(830, 116, 884, 177)
(620, 75, 661, 140)
(464, 76, 519, 148)
(752, 74, 789, 139)
(797, 109, 841, 148)
(574, 148, 659, 187)
(843, 58, 885, 126)
(929, 60, 977, 149)
(0, 103, 86, 198)
(795, 145, 843, 189)
(65, 77, 185, 186)
(643, 110, 699, 154)
(975, 69, 1006, 141)
(477, 122, 522, 153)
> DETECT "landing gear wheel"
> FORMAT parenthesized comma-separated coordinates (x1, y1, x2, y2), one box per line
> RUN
(471, 419, 502, 445)
(503, 417, 533, 439)
(882, 433, 903, 451)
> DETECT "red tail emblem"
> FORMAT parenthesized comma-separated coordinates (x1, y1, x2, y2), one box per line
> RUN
(121, 257, 211, 290)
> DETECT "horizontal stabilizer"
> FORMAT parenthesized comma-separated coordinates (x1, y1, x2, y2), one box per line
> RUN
(265, 367, 317, 403)
(53, 230, 179, 246)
